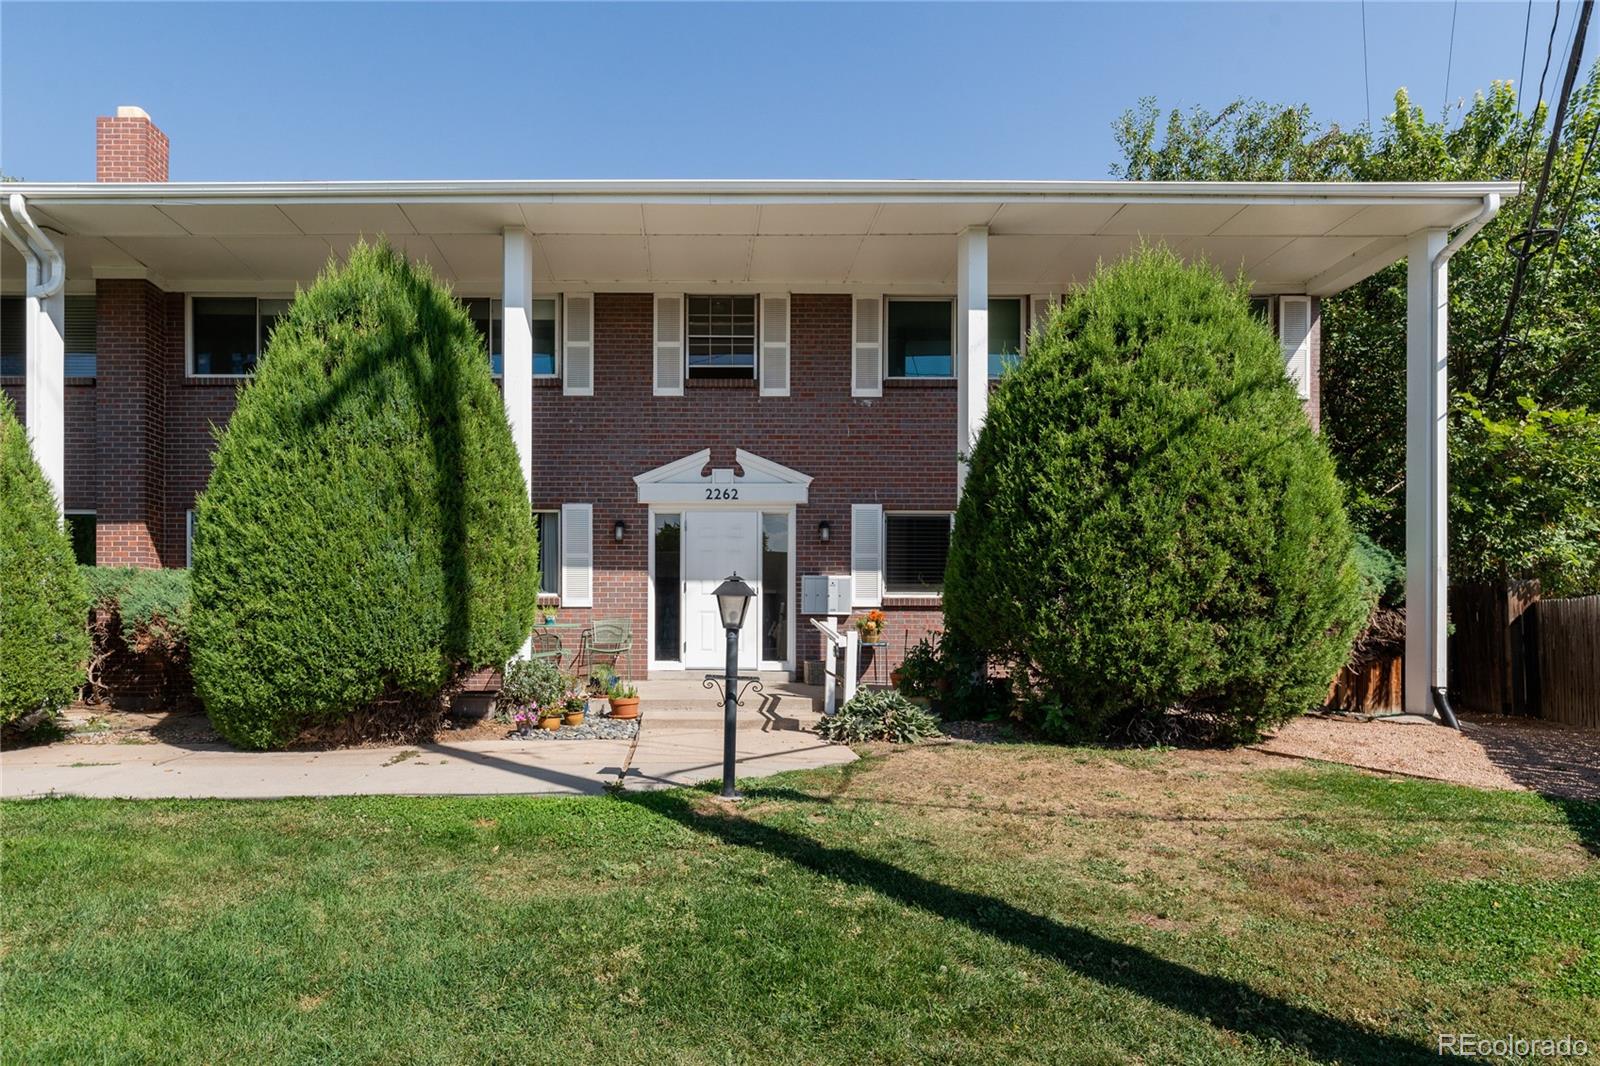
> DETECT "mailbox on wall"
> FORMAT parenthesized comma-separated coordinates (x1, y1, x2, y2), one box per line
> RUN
(800, 575, 853, 616)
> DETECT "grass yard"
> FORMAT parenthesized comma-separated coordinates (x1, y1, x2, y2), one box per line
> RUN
(3, 742, 1596, 1064)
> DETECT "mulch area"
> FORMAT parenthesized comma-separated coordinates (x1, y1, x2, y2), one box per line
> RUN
(1254, 711, 1600, 802)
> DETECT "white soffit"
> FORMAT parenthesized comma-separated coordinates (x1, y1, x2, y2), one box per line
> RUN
(276, 203, 417, 236)
(848, 235, 955, 284)
(212, 236, 336, 282)
(643, 204, 761, 236)
(646, 235, 752, 282)
(989, 201, 1125, 235)
(156, 203, 301, 236)
(756, 203, 880, 235)
(748, 236, 861, 283)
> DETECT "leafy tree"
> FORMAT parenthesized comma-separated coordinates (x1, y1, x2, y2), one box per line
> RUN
(190, 242, 539, 749)
(1112, 71, 1600, 593)
(945, 249, 1366, 744)
(0, 394, 91, 728)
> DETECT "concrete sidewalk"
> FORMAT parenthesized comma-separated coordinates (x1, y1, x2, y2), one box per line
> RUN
(0, 719, 854, 800)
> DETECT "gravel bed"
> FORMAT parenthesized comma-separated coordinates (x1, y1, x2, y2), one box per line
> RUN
(515, 717, 639, 741)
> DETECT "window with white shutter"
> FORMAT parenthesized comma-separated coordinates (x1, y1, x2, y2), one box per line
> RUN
(563, 294, 594, 396)
(851, 503, 883, 607)
(654, 294, 684, 396)
(560, 503, 594, 607)
(1278, 296, 1312, 401)
(852, 296, 882, 397)
(759, 293, 790, 397)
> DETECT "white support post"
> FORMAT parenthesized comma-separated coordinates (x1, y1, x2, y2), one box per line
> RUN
(956, 226, 989, 494)
(26, 289, 66, 519)
(1405, 229, 1450, 717)
(843, 628, 859, 706)
(502, 228, 535, 502)
(503, 228, 536, 659)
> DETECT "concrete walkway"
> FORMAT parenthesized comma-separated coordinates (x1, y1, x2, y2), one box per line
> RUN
(0, 718, 855, 800)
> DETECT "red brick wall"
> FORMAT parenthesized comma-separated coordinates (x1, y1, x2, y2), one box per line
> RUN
(163, 297, 240, 565)
(529, 293, 955, 674)
(95, 114, 169, 183)
(95, 280, 169, 566)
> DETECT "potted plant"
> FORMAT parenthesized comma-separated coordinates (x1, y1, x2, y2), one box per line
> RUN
(539, 604, 559, 626)
(588, 665, 618, 697)
(607, 678, 640, 720)
(855, 609, 886, 644)
(561, 688, 586, 727)
(501, 656, 567, 733)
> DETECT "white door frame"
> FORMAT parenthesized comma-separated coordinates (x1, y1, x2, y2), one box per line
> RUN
(646, 502, 797, 675)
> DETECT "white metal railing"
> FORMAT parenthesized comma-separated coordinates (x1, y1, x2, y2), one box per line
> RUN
(808, 617, 858, 716)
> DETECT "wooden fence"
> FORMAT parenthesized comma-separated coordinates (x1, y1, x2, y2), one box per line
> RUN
(1532, 594, 1600, 729)
(1448, 583, 1600, 728)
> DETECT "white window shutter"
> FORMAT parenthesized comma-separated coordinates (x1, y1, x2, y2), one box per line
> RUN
(852, 295, 883, 398)
(563, 294, 594, 397)
(851, 503, 883, 607)
(759, 293, 790, 397)
(559, 504, 594, 607)
(654, 294, 684, 397)
(1278, 296, 1312, 401)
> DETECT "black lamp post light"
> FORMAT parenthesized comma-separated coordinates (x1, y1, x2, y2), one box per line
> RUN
(702, 572, 759, 800)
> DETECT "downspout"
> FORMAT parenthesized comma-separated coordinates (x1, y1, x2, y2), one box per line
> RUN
(4, 193, 66, 296)
(1422, 191, 1502, 730)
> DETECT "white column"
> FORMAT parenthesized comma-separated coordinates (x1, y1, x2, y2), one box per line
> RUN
(501, 227, 535, 502)
(1404, 229, 1449, 716)
(956, 226, 988, 493)
(26, 288, 67, 520)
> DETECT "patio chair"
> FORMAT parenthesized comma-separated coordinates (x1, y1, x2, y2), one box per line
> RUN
(578, 618, 633, 680)
(529, 627, 564, 670)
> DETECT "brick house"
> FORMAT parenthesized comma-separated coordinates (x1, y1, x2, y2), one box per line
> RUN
(1, 107, 1515, 711)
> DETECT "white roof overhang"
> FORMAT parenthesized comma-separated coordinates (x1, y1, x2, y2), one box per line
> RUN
(634, 447, 812, 505)
(0, 179, 1520, 297)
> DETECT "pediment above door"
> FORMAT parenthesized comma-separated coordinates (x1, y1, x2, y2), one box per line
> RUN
(633, 448, 812, 505)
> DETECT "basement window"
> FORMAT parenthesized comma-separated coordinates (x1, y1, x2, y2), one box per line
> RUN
(189, 297, 289, 376)
(685, 295, 756, 380)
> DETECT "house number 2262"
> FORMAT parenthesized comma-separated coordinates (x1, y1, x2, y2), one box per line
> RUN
(705, 487, 739, 500)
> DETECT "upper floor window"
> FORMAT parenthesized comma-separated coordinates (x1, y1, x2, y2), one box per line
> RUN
(686, 295, 756, 380)
(190, 296, 289, 376)
(1, 295, 97, 377)
(886, 299, 953, 378)
(988, 297, 1023, 378)
(467, 297, 559, 378)
(1249, 296, 1276, 329)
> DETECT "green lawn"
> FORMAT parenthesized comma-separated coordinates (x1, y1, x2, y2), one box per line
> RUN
(3, 743, 1596, 1064)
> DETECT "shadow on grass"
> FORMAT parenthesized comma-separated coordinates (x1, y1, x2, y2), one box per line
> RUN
(616, 785, 1442, 1065)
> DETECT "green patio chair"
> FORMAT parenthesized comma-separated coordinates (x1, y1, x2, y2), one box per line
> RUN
(578, 618, 633, 680)
(529, 627, 564, 670)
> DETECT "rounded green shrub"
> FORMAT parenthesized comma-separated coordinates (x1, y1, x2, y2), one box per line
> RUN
(190, 242, 539, 749)
(0, 394, 91, 727)
(945, 248, 1367, 743)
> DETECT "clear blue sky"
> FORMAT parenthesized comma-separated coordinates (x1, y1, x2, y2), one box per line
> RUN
(3, 1, 1596, 181)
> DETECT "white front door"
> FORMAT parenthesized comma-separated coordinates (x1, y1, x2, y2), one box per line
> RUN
(682, 510, 760, 670)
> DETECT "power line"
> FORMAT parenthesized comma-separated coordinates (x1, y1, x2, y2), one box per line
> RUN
(1517, 0, 1534, 118)
(1361, 0, 1373, 128)
(1444, 0, 1460, 116)
(1488, 0, 1594, 395)
(1520, 0, 1564, 183)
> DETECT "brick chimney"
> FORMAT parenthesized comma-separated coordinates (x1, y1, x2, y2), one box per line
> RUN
(96, 106, 169, 182)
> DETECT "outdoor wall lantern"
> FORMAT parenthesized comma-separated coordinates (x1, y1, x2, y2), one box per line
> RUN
(613, 520, 626, 543)
(817, 520, 831, 543)
(708, 572, 757, 800)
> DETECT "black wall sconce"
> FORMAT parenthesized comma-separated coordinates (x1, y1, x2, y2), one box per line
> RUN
(817, 520, 831, 543)
(614, 520, 626, 543)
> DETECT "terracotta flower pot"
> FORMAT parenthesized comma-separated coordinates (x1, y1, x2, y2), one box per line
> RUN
(537, 713, 562, 731)
(562, 710, 586, 727)
(890, 669, 904, 689)
(609, 696, 640, 720)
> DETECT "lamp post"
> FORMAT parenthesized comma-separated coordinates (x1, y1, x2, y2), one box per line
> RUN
(712, 572, 755, 800)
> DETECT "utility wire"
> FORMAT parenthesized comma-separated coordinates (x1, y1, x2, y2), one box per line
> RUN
(1444, 0, 1460, 116)
(1517, 0, 1534, 117)
(1361, 0, 1373, 128)
(1521, 0, 1564, 181)
(1488, 0, 1594, 395)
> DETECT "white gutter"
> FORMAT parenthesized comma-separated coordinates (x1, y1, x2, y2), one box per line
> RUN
(1, 193, 65, 296)
(1433, 192, 1502, 270)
